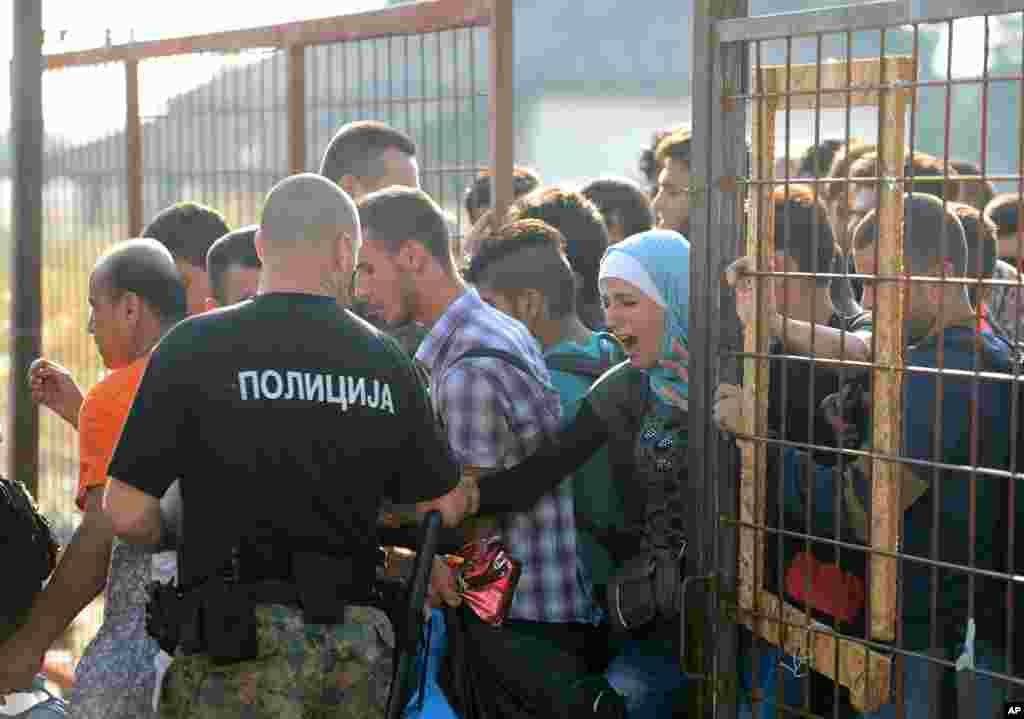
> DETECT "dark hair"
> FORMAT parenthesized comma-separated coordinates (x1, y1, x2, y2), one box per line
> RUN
(464, 166, 541, 220)
(99, 239, 188, 326)
(772, 184, 837, 284)
(854, 193, 967, 276)
(654, 127, 693, 171)
(825, 141, 875, 205)
(985, 192, 1021, 238)
(207, 226, 262, 305)
(507, 187, 609, 307)
(798, 139, 845, 178)
(357, 186, 453, 271)
(947, 202, 997, 308)
(639, 125, 686, 189)
(319, 121, 417, 184)
(950, 160, 996, 211)
(848, 152, 960, 205)
(142, 202, 230, 269)
(579, 177, 655, 240)
(465, 219, 576, 318)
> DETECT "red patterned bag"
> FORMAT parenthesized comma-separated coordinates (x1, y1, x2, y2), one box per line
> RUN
(446, 536, 522, 626)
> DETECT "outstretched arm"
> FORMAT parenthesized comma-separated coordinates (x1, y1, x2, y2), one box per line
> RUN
(477, 399, 611, 515)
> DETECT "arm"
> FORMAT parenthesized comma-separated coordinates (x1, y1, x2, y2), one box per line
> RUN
(478, 398, 610, 515)
(104, 478, 163, 546)
(770, 313, 872, 363)
(727, 255, 873, 362)
(0, 487, 113, 694)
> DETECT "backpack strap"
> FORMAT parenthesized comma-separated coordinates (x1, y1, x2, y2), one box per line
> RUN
(544, 332, 624, 381)
(450, 347, 538, 380)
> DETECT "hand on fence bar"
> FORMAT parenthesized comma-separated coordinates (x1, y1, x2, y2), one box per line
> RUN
(726, 255, 779, 333)
(27, 358, 84, 430)
(713, 383, 754, 438)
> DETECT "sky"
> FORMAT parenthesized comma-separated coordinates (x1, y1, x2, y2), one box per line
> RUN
(2, 0, 386, 140)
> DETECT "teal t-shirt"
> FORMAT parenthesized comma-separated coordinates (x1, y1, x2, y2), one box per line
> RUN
(544, 333, 626, 588)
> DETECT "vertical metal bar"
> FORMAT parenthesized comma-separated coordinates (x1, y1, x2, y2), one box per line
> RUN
(126, 60, 143, 236)
(689, 0, 749, 712)
(9, 0, 44, 495)
(871, 45, 907, 647)
(288, 43, 306, 175)
(488, 0, 513, 229)
(437, 31, 444, 212)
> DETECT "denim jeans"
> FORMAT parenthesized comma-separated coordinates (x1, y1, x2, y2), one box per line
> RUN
(605, 635, 688, 718)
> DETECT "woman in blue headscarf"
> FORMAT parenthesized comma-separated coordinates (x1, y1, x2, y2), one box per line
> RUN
(468, 229, 693, 718)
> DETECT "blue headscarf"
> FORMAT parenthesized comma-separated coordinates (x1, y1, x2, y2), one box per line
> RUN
(599, 229, 690, 406)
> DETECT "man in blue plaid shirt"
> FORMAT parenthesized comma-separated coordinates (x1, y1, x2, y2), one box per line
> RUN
(355, 186, 624, 718)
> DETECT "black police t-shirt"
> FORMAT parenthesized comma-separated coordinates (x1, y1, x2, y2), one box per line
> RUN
(107, 293, 458, 587)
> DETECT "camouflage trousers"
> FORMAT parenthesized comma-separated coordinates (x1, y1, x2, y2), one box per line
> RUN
(158, 603, 394, 719)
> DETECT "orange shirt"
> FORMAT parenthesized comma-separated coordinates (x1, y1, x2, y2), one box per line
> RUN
(76, 354, 150, 511)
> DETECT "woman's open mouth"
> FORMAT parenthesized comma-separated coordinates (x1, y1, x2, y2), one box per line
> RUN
(617, 334, 638, 353)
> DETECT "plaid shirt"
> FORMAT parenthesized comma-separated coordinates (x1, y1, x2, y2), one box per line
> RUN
(416, 288, 596, 624)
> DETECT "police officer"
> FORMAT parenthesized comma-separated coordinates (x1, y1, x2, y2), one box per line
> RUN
(102, 173, 472, 719)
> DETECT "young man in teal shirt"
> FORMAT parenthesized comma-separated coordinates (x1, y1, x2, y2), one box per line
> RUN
(467, 218, 627, 597)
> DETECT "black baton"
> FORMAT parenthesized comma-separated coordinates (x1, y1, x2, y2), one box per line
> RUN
(386, 510, 442, 719)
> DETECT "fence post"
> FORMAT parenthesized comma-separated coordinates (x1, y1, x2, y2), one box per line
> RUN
(9, 0, 43, 496)
(287, 44, 307, 175)
(488, 0, 513, 228)
(689, 0, 748, 714)
(126, 60, 143, 236)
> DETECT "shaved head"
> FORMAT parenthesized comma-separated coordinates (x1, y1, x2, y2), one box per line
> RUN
(259, 173, 361, 261)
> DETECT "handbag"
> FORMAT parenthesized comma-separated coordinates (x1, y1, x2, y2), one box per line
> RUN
(608, 544, 685, 632)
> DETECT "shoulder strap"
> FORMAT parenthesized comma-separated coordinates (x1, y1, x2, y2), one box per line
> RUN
(544, 332, 624, 381)
(450, 347, 538, 380)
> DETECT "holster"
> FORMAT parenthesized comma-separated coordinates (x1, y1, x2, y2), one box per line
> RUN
(147, 551, 368, 665)
(200, 581, 260, 665)
(608, 545, 685, 633)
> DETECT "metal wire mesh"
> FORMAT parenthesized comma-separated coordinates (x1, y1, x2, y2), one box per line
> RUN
(30, 62, 130, 661)
(305, 25, 490, 243)
(24, 5, 494, 669)
(140, 50, 289, 229)
(700, 6, 1024, 717)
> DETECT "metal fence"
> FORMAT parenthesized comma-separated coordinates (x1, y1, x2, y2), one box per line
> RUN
(14, 0, 505, 661)
(690, 0, 1024, 716)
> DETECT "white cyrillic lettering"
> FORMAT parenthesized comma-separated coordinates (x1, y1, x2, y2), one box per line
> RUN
(239, 371, 260, 400)
(379, 383, 395, 414)
(260, 370, 284, 399)
(305, 373, 325, 402)
(284, 371, 305, 400)
(347, 376, 366, 407)
(367, 379, 380, 408)
(326, 375, 349, 411)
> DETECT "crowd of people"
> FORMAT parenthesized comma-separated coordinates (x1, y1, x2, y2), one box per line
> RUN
(0, 115, 1021, 719)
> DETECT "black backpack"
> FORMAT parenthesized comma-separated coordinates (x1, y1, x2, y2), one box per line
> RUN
(0, 477, 59, 639)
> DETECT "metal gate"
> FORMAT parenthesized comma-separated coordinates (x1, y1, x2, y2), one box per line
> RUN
(688, 0, 1024, 716)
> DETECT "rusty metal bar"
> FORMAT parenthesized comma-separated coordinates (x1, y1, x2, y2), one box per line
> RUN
(717, 0, 906, 43)
(9, 0, 44, 495)
(717, 0, 1024, 43)
(287, 44, 306, 175)
(43, 0, 493, 70)
(488, 0, 513, 229)
(125, 60, 144, 237)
